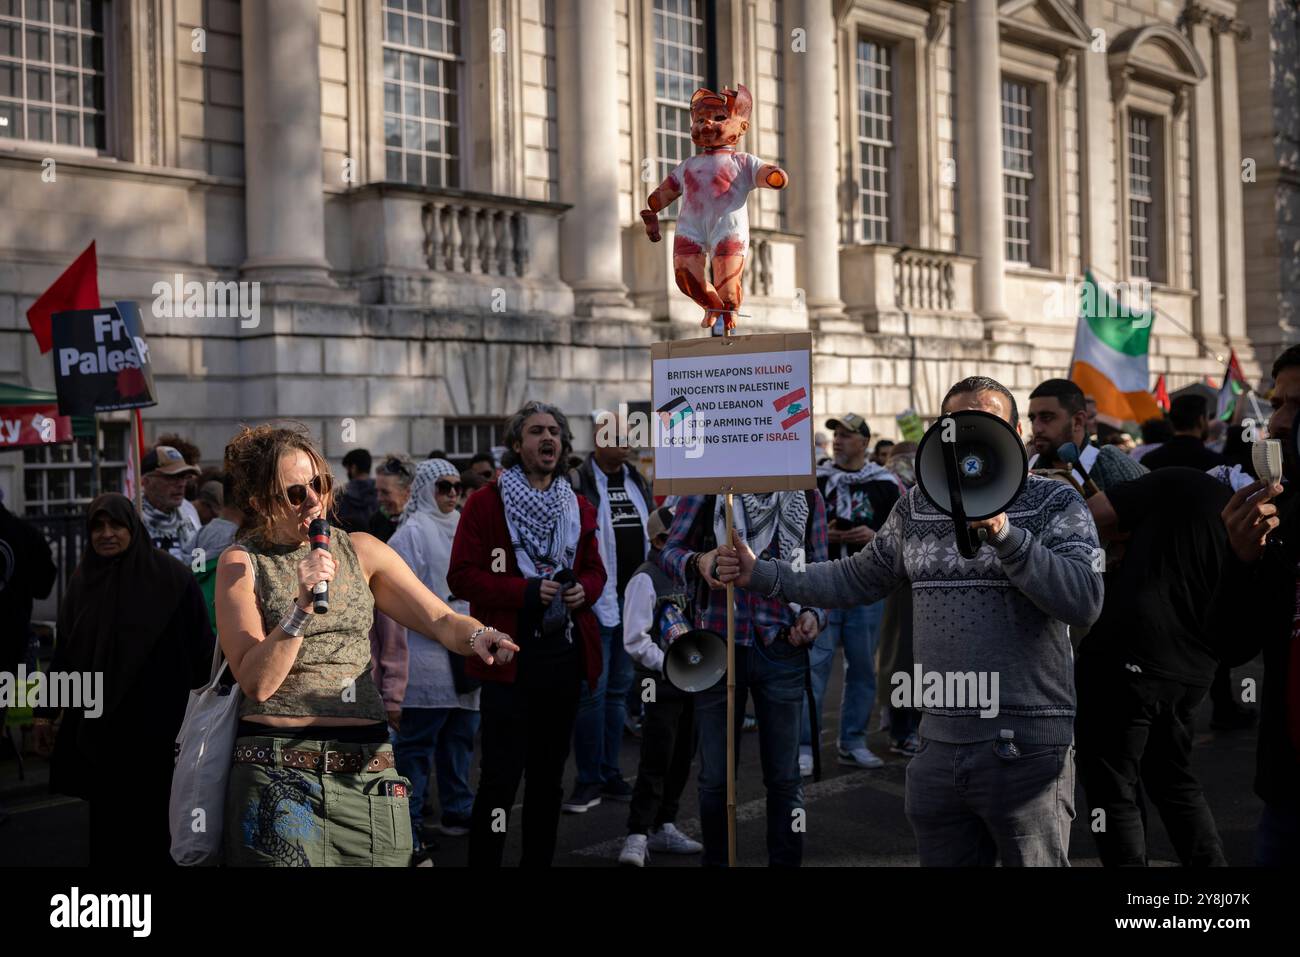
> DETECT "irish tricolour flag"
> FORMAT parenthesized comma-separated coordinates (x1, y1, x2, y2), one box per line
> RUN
(1069, 272, 1161, 424)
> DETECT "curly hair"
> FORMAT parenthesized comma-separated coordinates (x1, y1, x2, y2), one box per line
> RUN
(223, 422, 334, 542)
(500, 400, 573, 477)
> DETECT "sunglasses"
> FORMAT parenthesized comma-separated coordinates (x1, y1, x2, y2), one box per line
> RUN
(380, 457, 414, 477)
(285, 473, 332, 506)
(435, 481, 463, 495)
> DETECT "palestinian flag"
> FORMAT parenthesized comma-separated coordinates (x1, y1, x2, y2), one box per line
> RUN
(773, 386, 809, 430)
(1069, 271, 1161, 423)
(1215, 350, 1247, 422)
(657, 395, 695, 429)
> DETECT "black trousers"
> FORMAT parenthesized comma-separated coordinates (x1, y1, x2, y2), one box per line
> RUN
(626, 687, 695, 835)
(468, 664, 582, 868)
(1075, 654, 1226, 866)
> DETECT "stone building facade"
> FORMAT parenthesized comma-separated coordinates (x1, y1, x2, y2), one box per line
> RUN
(0, 0, 1293, 513)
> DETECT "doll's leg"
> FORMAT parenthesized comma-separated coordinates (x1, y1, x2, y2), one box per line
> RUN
(708, 228, 747, 331)
(672, 236, 725, 318)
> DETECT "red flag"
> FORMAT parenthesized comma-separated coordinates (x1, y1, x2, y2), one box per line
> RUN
(1152, 375, 1171, 412)
(25, 241, 99, 353)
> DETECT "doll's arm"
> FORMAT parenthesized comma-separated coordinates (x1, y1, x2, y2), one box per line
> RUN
(641, 173, 684, 242)
(756, 164, 788, 190)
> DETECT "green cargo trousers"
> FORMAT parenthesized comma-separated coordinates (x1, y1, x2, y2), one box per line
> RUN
(223, 736, 413, 867)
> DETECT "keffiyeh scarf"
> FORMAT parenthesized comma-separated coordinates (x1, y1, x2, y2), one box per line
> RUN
(714, 491, 807, 560)
(817, 460, 900, 520)
(498, 465, 581, 577)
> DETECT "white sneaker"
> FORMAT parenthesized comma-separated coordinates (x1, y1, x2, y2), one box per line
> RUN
(798, 747, 814, 778)
(619, 833, 649, 867)
(838, 746, 884, 769)
(647, 823, 703, 855)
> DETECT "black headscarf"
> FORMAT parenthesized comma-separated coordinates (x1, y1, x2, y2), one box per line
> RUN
(57, 493, 194, 722)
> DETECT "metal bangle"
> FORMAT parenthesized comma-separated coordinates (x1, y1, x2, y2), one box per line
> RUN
(280, 602, 310, 638)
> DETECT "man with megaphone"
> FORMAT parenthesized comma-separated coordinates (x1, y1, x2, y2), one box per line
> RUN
(715, 376, 1104, 867)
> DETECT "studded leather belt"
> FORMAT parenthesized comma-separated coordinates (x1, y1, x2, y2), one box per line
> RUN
(232, 743, 395, 774)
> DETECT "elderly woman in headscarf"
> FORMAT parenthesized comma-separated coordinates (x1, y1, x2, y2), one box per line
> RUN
(387, 458, 481, 858)
(32, 493, 214, 866)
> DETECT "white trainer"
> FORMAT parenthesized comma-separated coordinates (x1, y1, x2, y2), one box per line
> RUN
(838, 746, 885, 769)
(647, 823, 703, 855)
(619, 833, 649, 867)
(798, 747, 814, 778)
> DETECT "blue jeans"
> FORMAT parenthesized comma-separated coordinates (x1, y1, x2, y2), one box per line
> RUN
(696, 639, 807, 866)
(573, 622, 634, 785)
(801, 600, 885, 750)
(905, 738, 1075, 866)
(394, 706, 480, 847)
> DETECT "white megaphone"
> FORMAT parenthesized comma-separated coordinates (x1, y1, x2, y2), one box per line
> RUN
(914, 409, 1027, 558)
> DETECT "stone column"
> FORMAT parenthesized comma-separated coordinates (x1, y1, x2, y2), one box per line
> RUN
(1077, 0, 1119, 283)
(1215, 16, 1248, 341)
(1187, 10, 1223, 341)
(555, 0, 638, 317)
(961, 0, 1008, 324)
(240, 0, 333, 285)
(792, 0, 845, 320)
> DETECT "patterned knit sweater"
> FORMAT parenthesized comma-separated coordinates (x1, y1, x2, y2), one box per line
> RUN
(750, 475, 1103, 745)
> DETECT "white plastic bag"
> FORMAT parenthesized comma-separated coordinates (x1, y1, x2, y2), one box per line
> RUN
(169, 640, 242, 865)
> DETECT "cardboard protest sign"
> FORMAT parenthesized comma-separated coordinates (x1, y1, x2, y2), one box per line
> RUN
(896, 408, 926, 443)
(651, 333, 815, 495)
(51, 301, 158, 415)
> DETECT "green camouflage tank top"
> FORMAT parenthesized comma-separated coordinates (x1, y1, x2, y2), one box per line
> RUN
(236, 526, 384, 721)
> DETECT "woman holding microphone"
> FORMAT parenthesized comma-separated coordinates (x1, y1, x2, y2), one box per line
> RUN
(214, 424, 517, 867)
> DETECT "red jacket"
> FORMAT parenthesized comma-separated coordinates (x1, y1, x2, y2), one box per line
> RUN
(448, 481, 607, 690)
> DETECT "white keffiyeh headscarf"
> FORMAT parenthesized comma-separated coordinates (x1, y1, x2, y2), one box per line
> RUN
(498, 464, 581, 577)
(399, 458, 461, 526)
(817, 460, 900, 520)
(714, 491, 807, 560)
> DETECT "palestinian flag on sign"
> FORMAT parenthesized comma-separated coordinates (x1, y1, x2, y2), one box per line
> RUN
(773, 387, 810, 430)
(657, 395, 695, 429)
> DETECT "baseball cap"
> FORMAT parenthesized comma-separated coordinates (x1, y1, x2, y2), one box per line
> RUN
(143, 445, 200, 477)
(646, 505, 675, 541)
(825, 413, 870, 438)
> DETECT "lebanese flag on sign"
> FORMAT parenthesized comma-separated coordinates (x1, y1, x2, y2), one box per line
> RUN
(773, 386, 810, 430)
(25, 241, 100, 353)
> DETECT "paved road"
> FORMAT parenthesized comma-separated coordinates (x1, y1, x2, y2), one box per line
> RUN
(0, 656, 1266, 868)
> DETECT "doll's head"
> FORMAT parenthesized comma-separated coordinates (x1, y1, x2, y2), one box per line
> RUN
(689, 84, 752, 149)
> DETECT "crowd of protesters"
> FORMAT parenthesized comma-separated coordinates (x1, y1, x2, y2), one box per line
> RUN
(3, 346, 1299, 869)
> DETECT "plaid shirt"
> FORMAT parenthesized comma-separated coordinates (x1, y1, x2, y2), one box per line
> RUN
(659, 493, 829, 647)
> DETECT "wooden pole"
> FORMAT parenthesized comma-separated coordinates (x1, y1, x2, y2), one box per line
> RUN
(725, 489, 736, 867)
(89, 414, 101, 499)
(130, 409, 143, 511)
(721, 313, 737, 867)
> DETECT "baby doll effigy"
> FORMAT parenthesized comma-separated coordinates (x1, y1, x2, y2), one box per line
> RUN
(640, 84, 789, 334)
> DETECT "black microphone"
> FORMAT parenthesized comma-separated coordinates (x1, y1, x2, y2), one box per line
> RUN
(308, 518, 330, 614)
